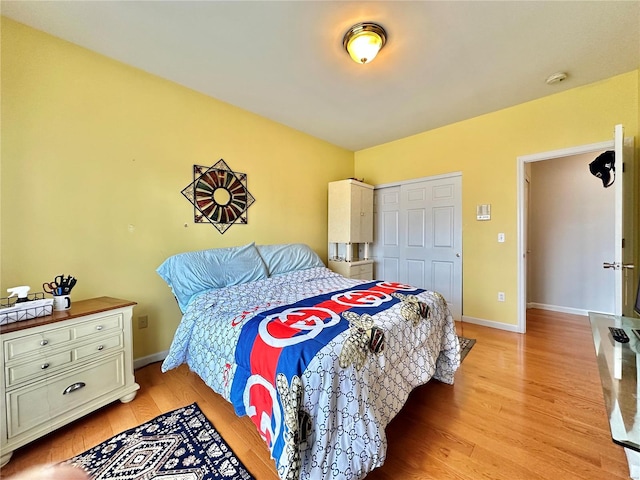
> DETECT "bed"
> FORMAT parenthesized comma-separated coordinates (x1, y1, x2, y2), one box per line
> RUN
(158, 243, 460, 480)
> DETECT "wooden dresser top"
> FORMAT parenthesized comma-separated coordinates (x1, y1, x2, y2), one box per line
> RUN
(0, 296, 137, 334)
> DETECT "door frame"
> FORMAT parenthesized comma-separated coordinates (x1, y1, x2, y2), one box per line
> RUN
(516, 141, 613, 333)
(374, 171, 463, 189)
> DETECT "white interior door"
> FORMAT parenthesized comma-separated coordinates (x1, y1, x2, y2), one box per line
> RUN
(373, 175, 462, 319)
(611, 125, 637, 316)
(612, 124, 624, 315)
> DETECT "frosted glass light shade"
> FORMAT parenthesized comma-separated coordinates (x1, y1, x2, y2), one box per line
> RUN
(343, 22, 387, 64)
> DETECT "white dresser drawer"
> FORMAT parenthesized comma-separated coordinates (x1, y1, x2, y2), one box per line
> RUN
(74, 333, 123, 361)
(5, 350, 74, 388)
(5, 333, 124, 389)
(3, 327, 72, 362)
(7, 353, 126, 439)
(73, 313, 122, 339)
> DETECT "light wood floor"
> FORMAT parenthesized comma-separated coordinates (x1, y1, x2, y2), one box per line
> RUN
(0, 309, 631, 479)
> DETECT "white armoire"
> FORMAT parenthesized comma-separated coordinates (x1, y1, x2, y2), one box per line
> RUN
(327, 179, 374, 280)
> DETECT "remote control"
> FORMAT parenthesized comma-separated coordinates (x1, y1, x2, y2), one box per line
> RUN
(608, 326, 629, 343)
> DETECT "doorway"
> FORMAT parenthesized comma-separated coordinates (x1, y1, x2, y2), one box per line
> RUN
(527, 151, 614, 313)
(517, 140, 615, 332)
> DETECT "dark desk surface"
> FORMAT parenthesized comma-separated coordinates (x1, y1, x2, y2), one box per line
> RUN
(589, 312, 640, 453)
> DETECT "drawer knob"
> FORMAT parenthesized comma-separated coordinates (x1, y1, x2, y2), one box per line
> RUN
(96, 325, 103, 331)
(41, 363, 50, 369)
(63, 382, 86, 395)
(40, 340, 48, 346)
(97, 345, 104, 351)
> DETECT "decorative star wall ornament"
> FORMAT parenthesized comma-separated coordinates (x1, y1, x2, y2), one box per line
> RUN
(181, 159, 255, 234)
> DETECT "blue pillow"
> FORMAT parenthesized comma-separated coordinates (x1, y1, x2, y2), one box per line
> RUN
(157, 243, 268, 312)
(256, 243, 324, 277)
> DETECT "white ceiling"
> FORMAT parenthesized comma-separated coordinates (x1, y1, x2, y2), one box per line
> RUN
(2, 1, 639, 151)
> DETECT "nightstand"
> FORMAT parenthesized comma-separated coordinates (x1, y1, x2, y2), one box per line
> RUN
(0, 296, 140, 466)
(328, 259, 374, 280)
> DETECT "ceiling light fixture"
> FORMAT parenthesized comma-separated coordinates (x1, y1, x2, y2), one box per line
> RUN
(545, 72, 568, 85)
(343, 22, 387, 64)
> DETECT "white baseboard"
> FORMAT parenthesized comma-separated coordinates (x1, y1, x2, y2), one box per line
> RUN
(527, 302, 588, 317)
(461, 315, 522, 333)
(133, 350, 168, 370)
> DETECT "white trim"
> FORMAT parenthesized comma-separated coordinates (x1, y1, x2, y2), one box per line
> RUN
(373, 171, 462, 190)
(527, 302, 589, 317)
(462, 315, 521, 332)
(517, 157, 528, 334)
(516, 139, 614, 334)
(517, 141, 613, 163)
(133, 350, 168, 370)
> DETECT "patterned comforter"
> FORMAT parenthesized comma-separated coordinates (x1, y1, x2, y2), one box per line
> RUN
(162, 267, 460, 480)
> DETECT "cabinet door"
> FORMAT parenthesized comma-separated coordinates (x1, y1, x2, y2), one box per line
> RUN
(328, 181, 351, 243)
(329, 180, 374, 244)
(352, 184, 374, 243)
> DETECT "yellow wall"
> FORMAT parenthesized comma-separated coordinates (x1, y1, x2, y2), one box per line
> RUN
(355, 71, 639, 326)
(1, 18, 353, 358)
(3, 17, 638, 356)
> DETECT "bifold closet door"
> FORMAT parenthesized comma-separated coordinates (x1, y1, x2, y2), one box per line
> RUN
(373, 186, 402, 282)
(373, 176, 462, 320)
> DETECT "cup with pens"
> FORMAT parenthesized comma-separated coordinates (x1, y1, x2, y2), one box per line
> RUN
(43, 274, 77, 311)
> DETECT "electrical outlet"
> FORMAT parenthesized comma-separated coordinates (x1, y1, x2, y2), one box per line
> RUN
(138, 315, 148, 329)
(498, 233, 505, 243)
(497, 292, 505, 302)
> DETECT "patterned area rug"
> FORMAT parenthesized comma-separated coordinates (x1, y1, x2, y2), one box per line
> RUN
(65, 403, 254, 480)
(458, 336, 476, 362)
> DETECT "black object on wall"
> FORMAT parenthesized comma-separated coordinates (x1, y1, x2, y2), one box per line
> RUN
(589, 150, 615, 188)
